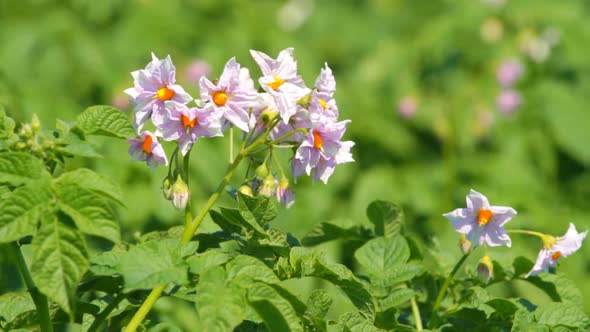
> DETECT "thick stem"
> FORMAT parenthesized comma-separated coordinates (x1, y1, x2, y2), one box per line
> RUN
(11, 242, 53, 332)
(87, 293, 125, 332)
(430, 252, 471, 320)
(122, 285, 166, 332)
(410, 296, 423, 331)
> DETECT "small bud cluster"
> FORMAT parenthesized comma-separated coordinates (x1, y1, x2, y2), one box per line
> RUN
(445, 189, 587, 279)
(124, 48, 354, 209)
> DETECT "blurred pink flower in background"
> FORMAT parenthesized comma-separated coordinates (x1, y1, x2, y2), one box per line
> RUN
(497, 60, 524, 87)
(398, 96, 418, 118)
(112, 92, 130, 110)
(496, 89, 521, 114)
(184, 59, 211, 84)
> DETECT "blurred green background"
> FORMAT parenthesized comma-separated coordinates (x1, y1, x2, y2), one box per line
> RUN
(2, 0, 589, 324)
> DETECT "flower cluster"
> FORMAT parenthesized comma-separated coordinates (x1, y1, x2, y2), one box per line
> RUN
(495, 59, 524, 114)
(124, 49, 354, 208)
(444, 189, 587, 278)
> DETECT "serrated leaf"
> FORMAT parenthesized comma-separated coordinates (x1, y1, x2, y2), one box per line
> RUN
(512, 309, 548, 332)
(534, 302, 590, 328)
(366, 201, 403, 238)
(76, 105, 134, 139)
(89, 245, 128, 276)
(0, 152, 47, 185)
(247, 282, 304, 332)
(226, 255, 280, 287)
(55, 168, 124, 205)
(354, 236, 410, 277)
(220, 207, 267, 237)
(237, 193, 277, 227)
(301, 222, 372, 246)
(30, 213, 89, 314)
(187, 249, 233, 275)
(209, 210, 242, 235)
(0, 108, 16, 138)
(118, 240, 189, 292)
(377, 287, 415, 310)
(196, 266, 246, 332)
(307, 289, 333, 319)
(0, 181, 53, 243)
(55, 183, 120, 243)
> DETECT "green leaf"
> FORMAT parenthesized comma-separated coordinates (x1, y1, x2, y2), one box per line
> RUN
(118, 240, 189, 292)
(301, 222, 372, 246)
(76, 105, 135, 139)
(534, 302, 590, 329)
(512, 309, 549, 332)
(54, 168, 123, 204)
(354, 236, 410, 277)
(247, 282, 304, 332)
(376, 287, 415, 310)
(0, 108, 16, 138)
(56, 128, 102, 158)
(220, 207, 268, 237)
(54, 183, 120, 243)
(209, 210, 242, 235)
(307, 289, 333, 319)
(226, 255, 280, 287)
(0, 152, 47, 185)
(30, 213, 89, 315)
(187, 249, 233, 275)
(196, 266, 246, 332)
(237, 193, 277, 228)
(366, 200, 403, 238)
(0, 181, 53, 243)
(512, 256, 534, 277)
(0, 292, 36, 329)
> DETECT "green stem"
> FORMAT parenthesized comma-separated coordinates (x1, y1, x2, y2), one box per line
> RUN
(124, 132, 272, 332)
(431, 252, 471, 318)
(11, 242, 53, 332)
(122, 285, 166, 332)
(506, 229, 547, 239)
(410, 296, 423, 331)
(87, 293, 125, 332)
(267, 128, 308, 146)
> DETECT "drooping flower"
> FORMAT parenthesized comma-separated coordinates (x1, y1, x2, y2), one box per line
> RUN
(250, 48, 310, 123)
(496, 89, 521, 114)
(276, 176, 295, 208)
(291, 115, 354, 184)
(152, 101, 223, 156)
(497, 60, 524, 87)
(124, 53, 192, 131)
(127, 131, 168, 171)
(398, 96, 418, 118)
(171, 175, 189, 210)
(526, 223, 588, 277)
(443, 189, 517, 247)
(199, 58, 260, 132)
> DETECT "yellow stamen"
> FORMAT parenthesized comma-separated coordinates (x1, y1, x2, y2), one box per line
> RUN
(181, 114, 197, 128)
(551, 251, 561, 260)
(477, 208, 493, 226)
(267, 77, 285, 90)
(319, 98, 327, 110)
(313, 131, 323, 150)
(213, 91, 229, 106)
(156, 87, 175, 101)
(142, 135, 153, 154)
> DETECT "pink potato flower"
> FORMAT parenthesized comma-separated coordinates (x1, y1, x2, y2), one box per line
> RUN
(127, 131, 168, 171)
(250, 48, 311, 123)
(443, 189, 517, 247)
(125, 53, 193, 132)
(291, 114, 354, 184)
(526, 223, 588, 277)
(199, 57, 260, 132)
(152, 101, 224, 156)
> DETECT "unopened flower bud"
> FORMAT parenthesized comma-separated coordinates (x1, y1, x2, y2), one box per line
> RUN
(171, 175, 189, 210)
(260, 109, 279, 125)
(459, 234, 472, 254)
(258, 174, 276, 197)
(162, 176, 173, 200)
(296, 93, 311, 108)
(477, 255, 494, 284)
(255, 163, 269, 179)
(31, 114, 41, 133)
(20, 124, 33, 139)
(238, 184, 254, 197)
(15, 142, 26, 150)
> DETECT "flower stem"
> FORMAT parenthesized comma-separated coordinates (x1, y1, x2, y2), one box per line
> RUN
(430, 252, 471, 323)
(87, 293, 125, 332)
(410, 296, 423, 331)
(11, 242, 53, 332)
(124, 132, 272, 332)
(506, 229, 547, 239)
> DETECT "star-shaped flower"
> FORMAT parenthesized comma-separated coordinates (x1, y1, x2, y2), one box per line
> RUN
(443, 189, 517, 247)
(127, 131, 168, 171)
(526, 223, 587, 277)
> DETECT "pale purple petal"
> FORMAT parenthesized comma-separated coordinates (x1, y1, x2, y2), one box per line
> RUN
(526, 249, 553, 277)
(466, 189, 490, 210)
(443, 208, 476, 234)
(489, 206, 517, 226)
(553, 223, 587, 257)
(483, 223, 512, 247)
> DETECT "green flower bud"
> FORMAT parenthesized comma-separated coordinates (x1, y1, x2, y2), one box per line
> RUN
(238, 184, 254, 197)
(171, 175, 189, 210)
(477, 255, 494, 284)
(260, 109, 279, 126)
(20, 124, 33, 139)
(31, 114, 41, 133)
(459, 234, 472, 254)
(258, 174, 276, 197)
(255, 163, 269, 179)
(162, 176, 173, 200)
